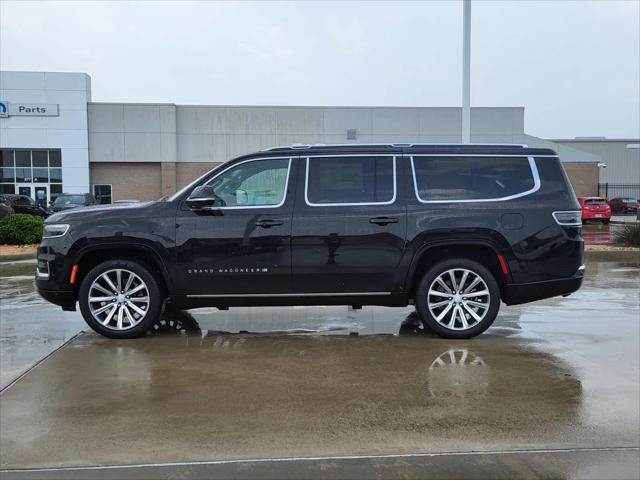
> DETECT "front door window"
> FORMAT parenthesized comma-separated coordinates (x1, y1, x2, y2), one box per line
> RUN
(205, 158, 291, 208)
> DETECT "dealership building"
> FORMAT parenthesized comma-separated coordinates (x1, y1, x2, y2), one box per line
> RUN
(1, 71, 638, 204)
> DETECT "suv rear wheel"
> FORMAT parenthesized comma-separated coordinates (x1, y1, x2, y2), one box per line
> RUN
(79, 259, 163, 339)
(415, 258, 500, 339)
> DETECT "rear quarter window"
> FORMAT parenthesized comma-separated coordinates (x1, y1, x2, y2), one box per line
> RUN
(411, 156, 538, 202)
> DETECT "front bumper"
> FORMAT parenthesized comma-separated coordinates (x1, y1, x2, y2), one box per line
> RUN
(36, 288, 76, 311)
(502, 266, 585, 306)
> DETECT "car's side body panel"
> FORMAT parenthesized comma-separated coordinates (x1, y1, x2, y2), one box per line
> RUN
(173, 156, 297, 296)
(290, 151, 408, 294)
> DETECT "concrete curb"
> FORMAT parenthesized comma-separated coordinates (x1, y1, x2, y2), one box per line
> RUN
(0, 252, 37, 262)
(585, 250, 640, 262)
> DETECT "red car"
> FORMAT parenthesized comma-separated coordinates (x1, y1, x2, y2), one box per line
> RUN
(608, 197, 639, 214)
(578, 196, 611, 224)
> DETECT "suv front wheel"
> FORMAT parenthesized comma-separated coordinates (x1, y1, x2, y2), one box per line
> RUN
(79, 259, 163, 339)
(415, 258, 500, 339)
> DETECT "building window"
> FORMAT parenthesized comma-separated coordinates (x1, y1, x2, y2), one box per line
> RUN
(0, 149, 63, 203)
(93, 184, 112, 204)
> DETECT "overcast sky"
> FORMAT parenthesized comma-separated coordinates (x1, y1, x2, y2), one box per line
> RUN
(1, 0, 638, 138)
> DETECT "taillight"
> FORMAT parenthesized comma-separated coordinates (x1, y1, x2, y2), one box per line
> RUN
(552, 211, 582, 226)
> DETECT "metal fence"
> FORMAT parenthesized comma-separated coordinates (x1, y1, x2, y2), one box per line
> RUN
(597, 183, 640, 200)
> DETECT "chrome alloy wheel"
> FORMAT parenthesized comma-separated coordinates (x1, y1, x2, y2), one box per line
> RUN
(427, 268, 490, 331)
(88, 269, 150, 331)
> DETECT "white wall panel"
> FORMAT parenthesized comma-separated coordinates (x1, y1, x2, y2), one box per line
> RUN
(0, 71, 91, 192)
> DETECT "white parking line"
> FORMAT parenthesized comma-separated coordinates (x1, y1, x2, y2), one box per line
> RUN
(2, 447, 638, 473)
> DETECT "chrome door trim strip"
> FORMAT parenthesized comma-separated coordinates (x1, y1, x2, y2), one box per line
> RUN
(186, 292, 392, 298)
(410, 155, 541, 204)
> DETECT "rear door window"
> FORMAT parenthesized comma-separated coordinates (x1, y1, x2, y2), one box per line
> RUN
(411, 156, 538, 202)
(306, 155, 395, 206)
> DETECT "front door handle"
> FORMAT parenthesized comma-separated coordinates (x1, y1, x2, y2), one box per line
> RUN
(369, 216, 399, 226)
(255, 219, 284, 228)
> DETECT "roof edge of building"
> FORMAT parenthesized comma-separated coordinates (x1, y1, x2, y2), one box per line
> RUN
(87, 103, 526, 110)
(551, 138, 640, 143)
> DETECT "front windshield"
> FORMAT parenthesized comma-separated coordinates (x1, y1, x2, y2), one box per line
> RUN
(165, 163, 227, 202)
(54, 195, 84, 206)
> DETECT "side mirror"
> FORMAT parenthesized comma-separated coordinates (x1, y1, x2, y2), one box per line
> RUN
(186, 185, 225, 209)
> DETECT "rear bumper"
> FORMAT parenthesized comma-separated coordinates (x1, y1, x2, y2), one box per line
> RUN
(36, 288, 76, 311)
(502, 267, 584, 306)
(582, 211, 611, 220)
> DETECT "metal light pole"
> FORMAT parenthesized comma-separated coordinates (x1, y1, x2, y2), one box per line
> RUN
(462, 0, 471, 143)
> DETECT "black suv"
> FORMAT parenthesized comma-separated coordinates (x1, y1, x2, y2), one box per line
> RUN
(36, 144, 584, 339)
(50, 193, 96, 212)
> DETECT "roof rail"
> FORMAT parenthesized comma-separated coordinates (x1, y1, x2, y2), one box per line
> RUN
(262, 142, 528, 151)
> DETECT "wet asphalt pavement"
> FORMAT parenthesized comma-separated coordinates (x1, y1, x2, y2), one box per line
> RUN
(0, 255, 639, 479)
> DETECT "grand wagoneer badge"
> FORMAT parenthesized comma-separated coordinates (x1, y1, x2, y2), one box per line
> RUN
(187, 267, 270, 275)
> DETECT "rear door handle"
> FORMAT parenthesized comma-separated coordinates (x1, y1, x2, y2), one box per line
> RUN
(369, 216, 399, 226)
(255, 219, 284, 228)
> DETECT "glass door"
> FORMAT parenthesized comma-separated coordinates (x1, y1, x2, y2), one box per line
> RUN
(16, 184, 50, 207)
(34, 185, 48, 208)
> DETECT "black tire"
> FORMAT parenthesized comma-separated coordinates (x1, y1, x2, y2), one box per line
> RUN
(415, 258, 501, 339)
(603, 219, 610, 225)
(79, 259, 163, 339)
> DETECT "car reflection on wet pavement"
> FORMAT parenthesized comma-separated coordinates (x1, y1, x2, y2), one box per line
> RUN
(0, 256, 639, 478)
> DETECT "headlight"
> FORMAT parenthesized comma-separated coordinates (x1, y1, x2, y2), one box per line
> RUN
(43, 223, 70, 239)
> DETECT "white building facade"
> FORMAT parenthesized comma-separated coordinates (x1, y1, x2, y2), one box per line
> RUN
(0, 71, 91, 204)
(4, 70, 634, 205)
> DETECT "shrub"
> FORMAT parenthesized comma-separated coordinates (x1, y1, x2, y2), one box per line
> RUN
(613, 223, 640, 247)
(0, 214, 44, 244)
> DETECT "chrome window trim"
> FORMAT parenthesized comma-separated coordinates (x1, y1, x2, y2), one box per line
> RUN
(188, 156, 293, 210)
(410, 155, 541, 204)
(408, 154, 556, 157)
(187, 292, 391, 298)
(304, 154, 397, 207)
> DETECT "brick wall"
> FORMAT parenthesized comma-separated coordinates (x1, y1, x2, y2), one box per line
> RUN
(176, 162, 221, 190)
(90, 162, 162, 201)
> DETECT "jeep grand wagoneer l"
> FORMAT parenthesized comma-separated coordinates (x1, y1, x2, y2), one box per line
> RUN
(36, 144, 584, 339)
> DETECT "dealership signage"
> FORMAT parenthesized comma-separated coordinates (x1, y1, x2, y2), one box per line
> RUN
(0, 101, 59, 117)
